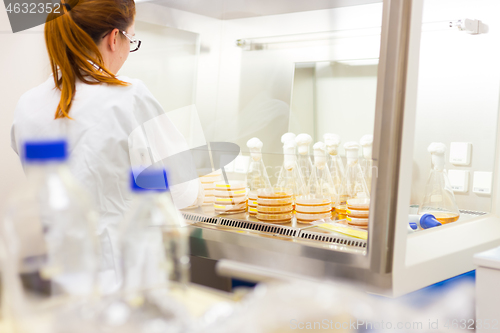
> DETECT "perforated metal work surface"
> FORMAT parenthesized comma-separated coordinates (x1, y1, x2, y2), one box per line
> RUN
(298, 230, 367, 248)
(182, 211, 366, 249)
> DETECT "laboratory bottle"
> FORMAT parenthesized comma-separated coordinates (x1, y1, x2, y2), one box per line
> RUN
(276, 140, 307, 205)
(323, 133, 344, 194)
(122, 168, 190, 292)
(246, 137, 272, 214)
(90, 169, 191, 333)
(295, 133, 314, 182)
(338, 142, 370, 216)
(360, 134, 373, 192)
(418, 143, 460, 224)
(1, 140, 98, 332)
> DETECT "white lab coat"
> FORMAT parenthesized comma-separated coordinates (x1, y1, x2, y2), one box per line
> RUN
(11, 76, 199, 288)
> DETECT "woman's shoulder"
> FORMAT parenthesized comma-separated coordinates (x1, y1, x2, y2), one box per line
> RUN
(115, 76, 153, 97)
(17, 76, 57, 104)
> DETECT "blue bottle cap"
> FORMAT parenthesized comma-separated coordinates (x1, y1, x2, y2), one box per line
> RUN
(420, 214, 442, 229)
(131, 169, 169, 192)
(23, 140, 67, 163)
(409, 222, 418, 230)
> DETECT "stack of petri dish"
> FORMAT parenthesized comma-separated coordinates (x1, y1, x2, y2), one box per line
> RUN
(346, 198, 370, 229)
(257, 190, 293, 223)
(295, 196, 332, 224)
(199, 171, 222, 206)
(248, 190, 259, 216)
(213, 181, 247, 214)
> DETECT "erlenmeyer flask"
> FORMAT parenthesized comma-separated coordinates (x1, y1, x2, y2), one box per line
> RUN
(324, 133, 344, 195)
(295, 133, 314, 182)
(295, 142, 336, 223)
(418, 143, 460, 224)
(281, 132, 297, 146)
(276, 141, 307, 206)
(246, 138, 272, 215)
(338, 142, 370, 216)
(360, 134, 373, 192)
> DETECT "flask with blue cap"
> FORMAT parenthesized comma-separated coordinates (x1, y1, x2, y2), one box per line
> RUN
(408, 214, 442, 232)
(1, 140, 98, 330)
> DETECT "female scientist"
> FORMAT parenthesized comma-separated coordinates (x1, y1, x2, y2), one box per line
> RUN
(10, 0, 200, 283)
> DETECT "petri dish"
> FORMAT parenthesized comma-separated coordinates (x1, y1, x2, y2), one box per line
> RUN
(201, 182, 214, 190)
(248, 199, 258, 206)
(257, 196, 293, 206)
(347, 198, 370, 210)
(215, 196, 247, 204)
(296, 211, 332, 223)
(295, 203, 332, 213)
(214, 189, 247, 198)
(214, 202, 246, 210)
(346, 216, 369, 226)
(346, 208, 369, 218)
(248, 206, 258, 215)
(216, 209, 246, 215)
(257, 212, 293, 223)
(203, 195, 215, 202)
(214, 181, 246, 190)
(295, 196, 331, 206)
(257, 205, 293, 214)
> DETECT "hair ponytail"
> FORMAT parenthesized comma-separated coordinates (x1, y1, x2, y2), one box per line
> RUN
(44, 0, 136, 119)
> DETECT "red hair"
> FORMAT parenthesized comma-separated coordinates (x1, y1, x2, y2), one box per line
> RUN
(44, 0, 136, 119)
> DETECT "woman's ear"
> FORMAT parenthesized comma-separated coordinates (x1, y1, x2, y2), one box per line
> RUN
(105, 28, 120, 52)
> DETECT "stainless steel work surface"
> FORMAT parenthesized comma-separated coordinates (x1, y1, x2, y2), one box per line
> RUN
(182, 207, 391, 292)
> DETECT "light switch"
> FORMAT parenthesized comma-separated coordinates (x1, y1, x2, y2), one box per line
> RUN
(448, 169, 469, 193)
(450, 142, 472, 165)
(473, 171, 493, 195)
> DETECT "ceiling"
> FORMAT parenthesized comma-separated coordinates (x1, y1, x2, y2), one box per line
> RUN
(147, 0, 383, 20)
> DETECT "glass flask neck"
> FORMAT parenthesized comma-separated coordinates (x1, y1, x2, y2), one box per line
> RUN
(431, 153, 445, 171)
(297, 145, 310, 155)
(327, 145, 339, 156)
(362, 146, 372, 159)
(250, 152, 262, 161)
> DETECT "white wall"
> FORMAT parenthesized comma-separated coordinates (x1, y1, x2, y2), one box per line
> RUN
(410, 0, 500, 213)
(314, 61, 377, 149)
(289, 66, 315, 136)
(134, 4, 223, 145)
(0, 12, 49, 219)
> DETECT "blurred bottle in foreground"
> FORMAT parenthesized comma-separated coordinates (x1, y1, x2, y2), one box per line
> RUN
(91, 169, 191, 333)
(1, 140, 98, 332)
(122, 168, 190, 291)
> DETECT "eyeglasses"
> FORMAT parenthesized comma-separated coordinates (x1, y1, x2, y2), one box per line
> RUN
(121, 30, 141, 53)
(102, 30, 141, 53)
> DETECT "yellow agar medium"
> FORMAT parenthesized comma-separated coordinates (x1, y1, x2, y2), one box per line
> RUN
(317, 223, 367, 240)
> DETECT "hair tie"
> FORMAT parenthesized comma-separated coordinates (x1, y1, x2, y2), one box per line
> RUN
(62, 3, 71, 11)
